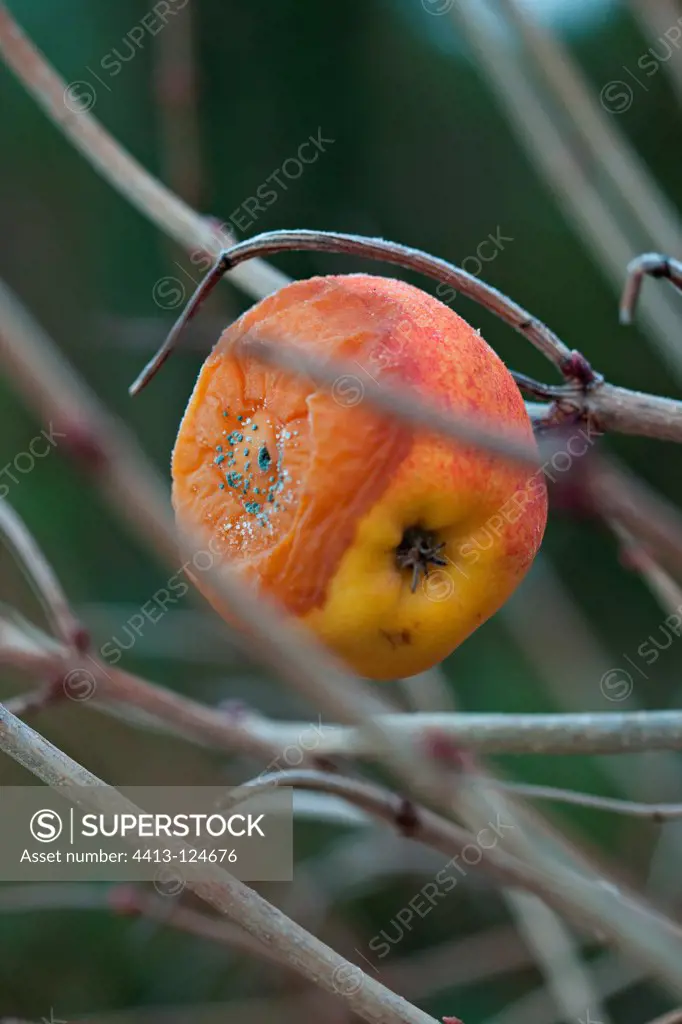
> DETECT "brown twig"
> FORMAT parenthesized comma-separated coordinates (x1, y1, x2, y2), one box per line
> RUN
(582, 383, 682, 444)
(3, 1, 682, 997)
(0, 498, 83, 649)
(609, 521, 682, 616)
(12, 617, 682, 759)
(493, 0, 682, 260)
(211, 710, 682, 759)
(628, 0, 682, 108)
(0, 612, 300, 763)
(500, 781, 682, 821)
(129, 228, 575, 393)
(450, 0, 682, 379)
(2, 2, 682, 447)
(132, 232, 682, 445)
(620, 254, 682, 325)
(242, 337, 541, 469)
(110, 885, 287, 970)
(0, 4, 288, 303)
(224, 768, 575, 899)
(0, 275, 408, 750)
(584, 457, 682, 578)
(0, 703, 439, 1024)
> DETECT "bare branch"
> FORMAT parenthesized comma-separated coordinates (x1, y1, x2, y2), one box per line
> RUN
(583, 383, 682, 444)
(0, 702, 439, 1024)
(0, 615, 301, 763)
(130, 229, 575, 393)
(11, 616, 682, 761)
(3, 3, 682, 449)
(608, 521, 682, 617)
(449, 0, 682, 380)
(10, 614, 682, 763)
(501, 781, 682, 820)
(621, 254, 682, 325)
(0, 3, 288, 303)
(110, 886, 287, 971)
(0, 498, 83, 649)
(243, 337, 541, 469)
(234, 710, 682, 758)
(584, 457, 682, 578)
(226, 768, 569, 897)
(493, 0, 682, 263)
(628, 0, 682, 107)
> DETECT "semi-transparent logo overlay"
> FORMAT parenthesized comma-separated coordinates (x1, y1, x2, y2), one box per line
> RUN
(0, 786, 293, 883)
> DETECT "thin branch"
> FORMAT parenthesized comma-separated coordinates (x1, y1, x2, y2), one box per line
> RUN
(12, 611, 682, 761)
(123, 765, 682, 946)
(132, 231, 682, 444)
(0, 614, 302, 763)
(584, 457, 682, 578)
(503, 890, 610, 1024)
(628, 0, 682, 107)
(501, 781, 682, 820)
(3, 3, 682, 447)
(110, 885, 287, 971)
(511, 371, 570, 400)
(226, 769, 571, 897)
(130, 229, 575, 393)
(620, 254, 682, 325)
(0, 703, 439, 1024)
(609, 521, 682, 617)
(243, 336, 541, 469)
(0, 613, 62, 678)
(0, 3, 288, 302)
(582, 383, 682, 444)
(231, 710, 682, 758)
(494, 0, 682, 259)
(249, 335, 682, 446)
(521, 382, 682, 444)
(12, 619, 682, 759)
(0, 498, 83, 648)
(4, 4, 682, 994)
(0, 275, 409, 753)
(449, 0, 682, 381)
(446, 767, 682, 996)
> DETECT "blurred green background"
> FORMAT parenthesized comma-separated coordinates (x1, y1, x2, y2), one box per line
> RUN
(2, 0, 682, 1021)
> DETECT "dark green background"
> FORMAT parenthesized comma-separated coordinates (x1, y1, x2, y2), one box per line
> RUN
(1, 1, 682, 1021)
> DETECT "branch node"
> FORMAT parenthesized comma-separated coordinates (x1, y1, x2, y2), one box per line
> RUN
(395, 797, 420, 837)
(560, 350, 602, 389)
(422, 728, 474, 770)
